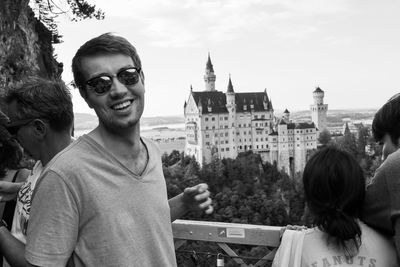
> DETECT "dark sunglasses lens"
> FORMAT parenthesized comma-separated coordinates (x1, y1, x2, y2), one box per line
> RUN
(87, 76, 112, 94)
(118, 69, 140, 85)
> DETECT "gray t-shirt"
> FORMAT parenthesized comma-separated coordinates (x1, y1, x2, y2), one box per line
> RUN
(26, 135, 177, 267)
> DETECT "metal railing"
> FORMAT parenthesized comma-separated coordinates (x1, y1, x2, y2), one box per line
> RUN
(172, 219, 283, 267)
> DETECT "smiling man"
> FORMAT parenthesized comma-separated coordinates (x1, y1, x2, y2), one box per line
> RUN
(25, 33, 212, 267)
(362, 93, 400, 259)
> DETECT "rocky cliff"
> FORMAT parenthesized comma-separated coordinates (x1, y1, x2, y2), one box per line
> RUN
(0, 0, 62, 98)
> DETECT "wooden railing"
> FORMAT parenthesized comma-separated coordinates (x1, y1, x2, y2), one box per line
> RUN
(172, 220, 283, 267)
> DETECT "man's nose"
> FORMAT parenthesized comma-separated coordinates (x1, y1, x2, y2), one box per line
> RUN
(109, 77, 128, 97)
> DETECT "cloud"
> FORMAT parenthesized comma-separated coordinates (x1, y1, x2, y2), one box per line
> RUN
(89, 0, 354, 47)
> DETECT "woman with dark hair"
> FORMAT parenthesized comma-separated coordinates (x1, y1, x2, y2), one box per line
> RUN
(301, 146, 397, 266)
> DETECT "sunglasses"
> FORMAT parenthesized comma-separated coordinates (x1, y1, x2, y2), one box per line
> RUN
(6, 118, 40, 135)
(85, 67, 142, 95)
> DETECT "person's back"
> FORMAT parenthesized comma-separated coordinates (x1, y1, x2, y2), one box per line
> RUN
(302, 220, 396, 266)
(301, 146, 397, 267)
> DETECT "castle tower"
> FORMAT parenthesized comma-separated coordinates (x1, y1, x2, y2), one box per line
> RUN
(204, 53, 216, 91)
(225, 75, 237, 159)
(226, 74, 235, 109)
(310, 87, 328, 131)
(283, 109, 290, 123)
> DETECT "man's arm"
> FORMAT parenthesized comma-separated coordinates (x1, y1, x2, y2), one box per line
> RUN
(169, 183, 213, 222)
(0, 224, 25, 267)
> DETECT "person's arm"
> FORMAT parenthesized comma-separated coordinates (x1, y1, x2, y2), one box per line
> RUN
(0, 181, 24, 202)
(169, 183, 213, 222)
(362, 167, 393, 234)
(0, 222, 26, 267)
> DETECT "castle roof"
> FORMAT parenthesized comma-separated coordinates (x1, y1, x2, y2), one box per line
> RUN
(314, 87, 323, 93)
(287, 122, 316, 129)
(206, 53, 214, 72)
(269, 131, 278, 136)
(284, 109, 290, 114)
(191, 90, 273, 114)
(279, 119, 287, 125)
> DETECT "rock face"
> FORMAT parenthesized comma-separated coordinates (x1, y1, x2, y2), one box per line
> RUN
(0, 0, 62, 97)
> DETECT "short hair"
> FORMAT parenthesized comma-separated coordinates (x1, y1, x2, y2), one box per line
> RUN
(5, 77, 74, 133)
(303, 146, 365, 256)
(72, 32, 142, 90)
(372, 93, 400, 144)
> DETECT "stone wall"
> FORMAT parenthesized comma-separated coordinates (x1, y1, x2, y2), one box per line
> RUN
(0, 0, 62, 98)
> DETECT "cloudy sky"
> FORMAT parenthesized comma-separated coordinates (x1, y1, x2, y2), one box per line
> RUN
(49, 0, 400, 117)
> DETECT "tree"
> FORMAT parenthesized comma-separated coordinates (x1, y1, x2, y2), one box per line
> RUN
(318, 129, 332, 146)
(30, 0, 104, 43)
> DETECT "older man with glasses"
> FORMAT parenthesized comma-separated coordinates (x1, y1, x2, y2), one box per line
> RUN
(362, 93, 400, 260)
(24, 33, 213, 267)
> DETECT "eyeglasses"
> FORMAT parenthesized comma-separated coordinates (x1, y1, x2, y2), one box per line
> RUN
(85, 67, 142, 95)
(6, 118, 39, 135)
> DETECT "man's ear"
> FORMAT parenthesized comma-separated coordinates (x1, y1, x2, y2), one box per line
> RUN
(79, 87, 94, 109)
(32, 119, 47, 140)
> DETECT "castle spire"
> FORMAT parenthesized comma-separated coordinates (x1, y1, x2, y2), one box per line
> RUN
(227, 74, 234, 93)
(204, 52, 216, 91)
(206, 52, 214, 73)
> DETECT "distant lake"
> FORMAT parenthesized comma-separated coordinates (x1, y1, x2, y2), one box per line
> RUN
(74, 123, 185, 137)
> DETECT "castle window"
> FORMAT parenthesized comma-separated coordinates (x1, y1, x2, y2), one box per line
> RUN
(249, 124, 251, 127)
(255, 115, 258, 119)
(225, 133, 228, 137)
(220, 133, 224, 137)
(255, 123, 258, 127)
(261, 138, 263, 141)
(215, 133, 218, 137)
(249, 145, 252, 149)
(297, 138, 299, 140)
(225, 125, 228, 129)
(249, 131, 251, 134)
(261, 115, 265, 119)
(225, 116, 228, 120)
(220, 125, 223, 129)
(236, 132, 239, 136)
(212, 117, 215, 121)
(205, 118, 208, 121)
(257, 145, 259, 149)
(256, 138, 258, 142)
(226, 148, 230, 151)
(244, 132, 247, 135)
(240, 146, 242, 149)
(206, 126, 209, 130)
(232, 123, 234, 127)
(205, 134, 209, 138)
(221, 148, 225, 152)
(239, 124, 241, 127)
(212, 126, 215, 129)
(216, 141, 218, 144)
(206, 142, 210, 146)
(297, 144, 300, 147)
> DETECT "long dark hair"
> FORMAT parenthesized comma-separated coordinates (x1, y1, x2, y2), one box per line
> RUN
(303, 146, 365, 256)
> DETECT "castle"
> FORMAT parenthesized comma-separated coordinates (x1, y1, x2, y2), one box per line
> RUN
(184, 54, 328, 174)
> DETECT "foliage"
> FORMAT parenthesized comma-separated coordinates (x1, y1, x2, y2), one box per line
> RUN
(30, 0, 104, 43)
(318, 129, 332, 146)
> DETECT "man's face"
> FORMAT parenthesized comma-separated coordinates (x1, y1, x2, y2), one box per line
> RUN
(381, 133, 399, 161)
(80, 54, 145, 132)
(7, 101, 38, 159)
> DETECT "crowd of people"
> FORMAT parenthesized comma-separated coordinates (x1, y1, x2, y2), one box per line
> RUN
(0, 33, 399, 266)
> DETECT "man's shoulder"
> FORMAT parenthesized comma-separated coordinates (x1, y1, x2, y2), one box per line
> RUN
(45, 136, 93, 169)
(379, 149, 400, 173)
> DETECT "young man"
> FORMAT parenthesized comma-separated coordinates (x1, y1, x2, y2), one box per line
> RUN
(25, 33, 212, 266)
(362, 93, 400, 257)
(0, 77, 74, 267)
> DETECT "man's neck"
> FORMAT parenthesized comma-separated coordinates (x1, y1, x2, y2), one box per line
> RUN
(40, 133, 72, 166)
